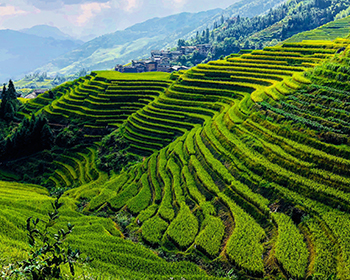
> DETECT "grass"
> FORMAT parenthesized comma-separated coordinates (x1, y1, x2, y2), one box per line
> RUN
(285, 16, 350, 43)
(92, 71, 171, 81)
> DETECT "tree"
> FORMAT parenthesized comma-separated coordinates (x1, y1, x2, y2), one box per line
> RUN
(177, 39, 186, 49)
(8, 80, 17, 99)
(206, 28, 210, 43)
(0, 80, 18, 121)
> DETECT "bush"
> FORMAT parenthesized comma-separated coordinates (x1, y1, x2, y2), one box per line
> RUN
(2, 195, 89, 279)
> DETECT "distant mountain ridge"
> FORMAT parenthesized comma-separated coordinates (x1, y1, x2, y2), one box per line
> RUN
(20, 25, 82, 43)
(0, 28, 82, 83)
(35, 0, 287, 76)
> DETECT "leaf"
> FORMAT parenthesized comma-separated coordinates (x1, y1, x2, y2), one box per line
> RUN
(46, 220, 55, 228)
(26, 217, 32, 231)
(28, 236, 35, 247)
(69, 262, 75, 276)
(67, 222, 74, 231)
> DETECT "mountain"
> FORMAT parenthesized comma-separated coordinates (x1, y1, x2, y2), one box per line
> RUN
(284, 14, 350, 42)
(0, 29, 82, 83)
(172, 0, 350, 66)
(35, 0, 287, 77)
(214, 0, 286, 21)
(34, 9, 222, 76)
(20, 25, 82, 43)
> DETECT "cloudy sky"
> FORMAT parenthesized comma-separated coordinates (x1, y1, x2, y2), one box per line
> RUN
(0, 0, 238, 40)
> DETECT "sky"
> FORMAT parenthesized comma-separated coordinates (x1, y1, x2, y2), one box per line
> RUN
(0, 0, 238, 41)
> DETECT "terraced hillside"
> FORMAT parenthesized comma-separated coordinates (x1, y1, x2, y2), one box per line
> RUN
(3, 37, 350, 279)
(0, 181, 224, 280)
(20, 72, 172, 141)
(285, 15, 350, 43)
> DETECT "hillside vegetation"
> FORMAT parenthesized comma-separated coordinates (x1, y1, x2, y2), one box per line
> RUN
(2, 17, 350, 280)
(177, 0, 350, 65)
(34, 0, 285, 77)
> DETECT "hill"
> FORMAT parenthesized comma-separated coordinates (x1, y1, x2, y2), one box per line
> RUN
(0, 29, 82, 83)
(174, 0, 350, 64)
(20, 25, 82, 42)
(285, 15, 350, 42)
(0, 181, 224, 279)
(34, 0, 286, 77)
(2, 13, 350, 280)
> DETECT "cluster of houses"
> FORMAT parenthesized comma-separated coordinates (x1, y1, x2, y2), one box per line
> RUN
(115, 44, 211, 73)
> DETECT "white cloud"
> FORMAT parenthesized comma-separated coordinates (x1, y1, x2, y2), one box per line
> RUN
(172, 0, 186, 5)
(76, 2, 111, 26)
(0, 5, 27, 16)
(123, 0, 137, 12)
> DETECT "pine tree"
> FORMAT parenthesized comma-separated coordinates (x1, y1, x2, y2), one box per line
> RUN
(8, 80, 17, 100)
(41, 123, 54, 150)
(0, 80, 18, 121)
(1, 84, 5, 99)
(0, 84, 7, 118)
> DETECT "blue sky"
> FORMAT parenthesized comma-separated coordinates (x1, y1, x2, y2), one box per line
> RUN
(0, 0, 239, 40)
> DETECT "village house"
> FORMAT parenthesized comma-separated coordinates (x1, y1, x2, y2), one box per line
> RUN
(116, 43, 212, 74)
(196, 44, 212, 55)
(170, 65, 189, 72)
(179, 46, 197, 55)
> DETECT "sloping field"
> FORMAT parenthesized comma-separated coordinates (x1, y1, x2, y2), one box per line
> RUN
(0, 181, 225, 280)
(24, 71, 173, 141)
(285, 15, 350, 43)
(3, 36, 350, 279)
(69, 39, 350, 280)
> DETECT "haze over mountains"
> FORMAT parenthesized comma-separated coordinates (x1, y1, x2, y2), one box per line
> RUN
(20, 25, 83, 42)
(0, 26, 82, 82)
(0, 0, 285, 83)
(36, 0, 285, 77)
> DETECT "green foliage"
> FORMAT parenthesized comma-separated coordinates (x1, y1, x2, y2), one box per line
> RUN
(304, 218, 336, 278)
(126, 174, 152, 214)
(195, 215, 224, 256)
(3, 24, 350, 280)
(173, 0, 350, 66)
(141, 216, 169, 245)
(0, 114, 53, 161)
(221, 193, 265, 275)
(0, 80, 19, 121)
(273, 213, 309, 279)
(109, 183, 139, 210)
(167, 204, 199, 249)
(5, 195, 89, 280)
(158, 149, 175, 222)
(137, 204, 158, 224)
(97, 126, 141, 173)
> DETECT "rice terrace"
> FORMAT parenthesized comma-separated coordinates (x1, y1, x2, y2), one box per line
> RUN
(2, 2, 350, 280)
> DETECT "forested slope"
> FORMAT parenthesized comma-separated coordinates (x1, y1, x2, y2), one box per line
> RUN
(179, 0, 350, 65)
